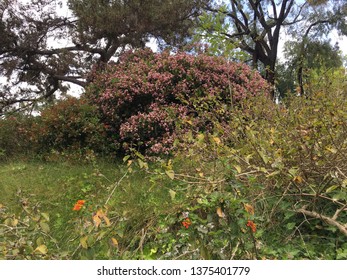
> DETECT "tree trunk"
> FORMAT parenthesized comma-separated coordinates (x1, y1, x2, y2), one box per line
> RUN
(265, 65, 276, 101)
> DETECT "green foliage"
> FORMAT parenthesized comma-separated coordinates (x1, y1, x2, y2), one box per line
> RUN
(0, 114, 37, 161)
(209, 92, 347, 258)
(0, 202, 54, 259)
(35, 97, 108, 156)
(278, 39, 344, 97)
(194, 5, 247, 60)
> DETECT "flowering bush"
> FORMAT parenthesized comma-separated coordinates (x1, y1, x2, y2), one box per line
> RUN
(87, 48, 269, 155)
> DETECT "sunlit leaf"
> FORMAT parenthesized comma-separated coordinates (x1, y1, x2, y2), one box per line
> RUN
(40, 221, 50, 233)
(169, 189, 176, 201)
(41, 212, 50, 221)
(326, 185, 339, 193)
(34, 244, 48, 255)
(123, 155, 131, 162)
(36, 237, 45, 246)
(138, 159, 148, 169)
(293, 176, 303, 184)
(326, 147, 337, 154)
(165, 170, 175, 180)
(103, 215, 111, 226)
(244, 203, 254, 215)
(234, 165, 242, 174)
(213, 136, 221, 145)
(111, 237, 118, 247)
(216, 207, 225, 218)
(11, 218, 19, 227)
(93, 214, 102, 228)
(80, 236, 88, 249)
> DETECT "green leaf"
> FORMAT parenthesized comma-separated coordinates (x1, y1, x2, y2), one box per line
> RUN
(325, 185, 339, 193)
(36, 237, 45, 246)
(41, 212, 50, 221)
(39, 221, 50, 233)
(80, 236, 88, 249)
(138, 159, 148, 169)
(169, 189, 176, 201)
(286, 223, 296, 230)
(123, 155, 131, 162)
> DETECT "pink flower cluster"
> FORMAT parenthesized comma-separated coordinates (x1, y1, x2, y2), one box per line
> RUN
(87, 48, 269, 155)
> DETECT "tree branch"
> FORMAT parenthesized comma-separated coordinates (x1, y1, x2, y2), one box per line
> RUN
(296, 207, 347, 237)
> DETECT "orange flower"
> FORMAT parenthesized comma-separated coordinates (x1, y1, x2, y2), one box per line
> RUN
(182, 218, 192, 229)
(246, 220, 256, 233)
(72, 200, 85, 211)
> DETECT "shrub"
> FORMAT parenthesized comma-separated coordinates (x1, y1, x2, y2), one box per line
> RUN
(34, 97, 110, 158)
(87, 48, 269, 156)
(0, 114, 37, 160)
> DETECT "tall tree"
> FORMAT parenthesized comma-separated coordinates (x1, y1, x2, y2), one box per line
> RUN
(202, 0, 347, 99)
(0, 0, 207, 114)
(277, 39, 343, 96)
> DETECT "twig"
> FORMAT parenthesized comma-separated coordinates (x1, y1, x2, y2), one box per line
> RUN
(104, 170, 128, 206)
(173, 249, 199, 260)
(296, 208, 347, 237)
(336, 166, 347, 179)
(230, 240, 240, 260)
(332, 203, 347, 220)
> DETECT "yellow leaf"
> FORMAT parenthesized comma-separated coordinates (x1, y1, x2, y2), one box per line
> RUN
(213, 137, 221, 145)
(80, 236, 88, 249)
(244, 203, 254, 215)
(12, 218, 19, 227)
(138, 159, 148, 169)
(111, 237, 118, 247)
(197, 133, 205, 142)
(103, 215, 111, 226)
(216, 207, 225, 218)
(96, 208, 105, 217)
(41, 212, 50, 221)
(34, 244, 48, 255)
(234, 165, 242, 174)
(198, 172, 204, 178)
(165, 170, 175, 180)
(293, 176, 303, 184)
(93, 214, 102, 228)
(326, 147, 337, 154)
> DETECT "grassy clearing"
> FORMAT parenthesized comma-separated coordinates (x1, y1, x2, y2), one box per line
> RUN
(0, 159, 184, 259)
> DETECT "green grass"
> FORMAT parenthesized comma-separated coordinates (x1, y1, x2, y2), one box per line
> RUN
(0, 159, 179, 259)
(0, 161, 115, 212)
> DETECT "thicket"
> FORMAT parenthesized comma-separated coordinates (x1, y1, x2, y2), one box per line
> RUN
(0, 97, 109, 162)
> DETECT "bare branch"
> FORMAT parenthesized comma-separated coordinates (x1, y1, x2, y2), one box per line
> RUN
(296, 207, 347, 237)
